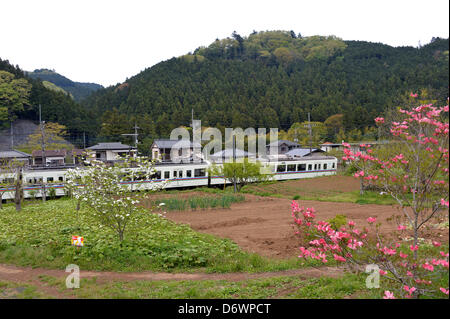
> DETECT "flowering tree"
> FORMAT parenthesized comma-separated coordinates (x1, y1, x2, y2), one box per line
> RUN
(293, 98, 449, 299)
(65, 156, 165, 241)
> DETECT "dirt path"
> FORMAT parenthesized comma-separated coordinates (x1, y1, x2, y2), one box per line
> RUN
(166, 196, 448, 259)
(0, 263, 343, 298)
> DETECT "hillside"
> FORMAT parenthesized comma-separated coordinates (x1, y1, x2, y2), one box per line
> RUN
(0, 58, 98, 147)
(82, 31, 449, 143)
(26, 69, 103, 101)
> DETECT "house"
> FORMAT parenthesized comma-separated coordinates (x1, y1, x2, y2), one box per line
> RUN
(266, 140, 301, 155)
(0, 149, 31, 166)
(151, 139, 202, 162)
(285, 148, 325, 158)
(32, 149, 67, 166)
(86, 142, 136, 162)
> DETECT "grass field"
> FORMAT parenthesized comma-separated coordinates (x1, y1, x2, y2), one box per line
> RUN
(0, 198, 322, 273)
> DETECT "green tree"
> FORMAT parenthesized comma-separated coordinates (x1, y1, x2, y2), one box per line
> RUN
(0, 70, 31, 125)
(208, 159, 272, 192)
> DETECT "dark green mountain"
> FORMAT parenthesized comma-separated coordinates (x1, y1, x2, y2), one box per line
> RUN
(82, 31, 449, 142)
(26, 69, 103, 101)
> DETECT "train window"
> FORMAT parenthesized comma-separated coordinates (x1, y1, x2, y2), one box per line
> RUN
(186, 170, 192, 177)
(194, 168, 206, 177)
(156, 171, 161, 179)
(323, 163, 328, 170)
(308, 164, 312, 171)
(58, 176, 64, 182)
(287, 164, 296, 172)
(318, 164, 321, 170)
(314, 164, 317, 170)
(178, 170, 183, 178)
(173, 171, 177, 178)
(277, 165, 286, 172)
(164, 171, 170, 179)
(47, 177, 54, 183)
(332, 163, 336, 169)
(298, 164, 306, 171)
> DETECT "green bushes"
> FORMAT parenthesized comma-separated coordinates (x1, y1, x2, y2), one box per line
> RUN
(153, 194, 245, 211)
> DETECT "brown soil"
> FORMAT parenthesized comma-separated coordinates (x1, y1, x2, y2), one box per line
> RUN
(166, 195, 448, 259)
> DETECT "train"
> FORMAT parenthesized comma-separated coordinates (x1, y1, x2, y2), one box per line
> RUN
(0, 155, 337, 201)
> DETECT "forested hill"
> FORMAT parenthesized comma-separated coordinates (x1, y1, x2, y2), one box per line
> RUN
(82, 31, 448, 143)
(26, 69, 103, 101)
(0, 58, 97, 142)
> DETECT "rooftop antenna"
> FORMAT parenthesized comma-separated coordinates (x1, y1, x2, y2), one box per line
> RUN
(121, 123, 139, 152)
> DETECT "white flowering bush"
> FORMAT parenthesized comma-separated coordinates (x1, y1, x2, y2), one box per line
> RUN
(65, 156, 165, 241)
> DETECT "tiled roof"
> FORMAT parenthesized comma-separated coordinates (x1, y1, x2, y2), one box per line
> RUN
(0, 149, 31, 158)
(86, 142, 134, 150)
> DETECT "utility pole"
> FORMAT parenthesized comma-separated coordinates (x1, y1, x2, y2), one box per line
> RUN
(10, 121, 13, 149)
(121, 123, 139, 156)
(39, 104, 46, 202)
(308, 112, 312, 155)
(39, 104, 46, 167)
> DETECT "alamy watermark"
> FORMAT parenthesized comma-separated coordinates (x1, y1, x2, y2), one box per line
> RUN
(167, 120, 280, 167)
(365, 264, 380, 289)
(66, 264, 80, 289)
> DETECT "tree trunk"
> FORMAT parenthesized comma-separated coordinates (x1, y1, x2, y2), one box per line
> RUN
(359, 177, 364, 195)
(14, 168, 23, 212)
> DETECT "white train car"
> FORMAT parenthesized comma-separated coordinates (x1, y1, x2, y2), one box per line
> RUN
(0, 155, 337, 200)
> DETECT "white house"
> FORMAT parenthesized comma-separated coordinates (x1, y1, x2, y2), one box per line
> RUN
(86, 142, 136, 162)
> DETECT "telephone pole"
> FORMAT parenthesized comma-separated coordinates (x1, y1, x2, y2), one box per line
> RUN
(39, 104, 46, 167)
(121, 123, 139, 155)
(308, 112, 312, 155)
(10, 121, 13, 149)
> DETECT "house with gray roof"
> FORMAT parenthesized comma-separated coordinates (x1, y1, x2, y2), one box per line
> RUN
(86, 142, 136, 162)
(151, 139, 202, 162)
(0, 149, 31, 165)
(266, 140, 302, 155)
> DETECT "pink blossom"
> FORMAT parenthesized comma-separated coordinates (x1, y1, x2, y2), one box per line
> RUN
(440, 288, 449, 295)
(422, 263, 434, 272)
(432, 241, 441, 247)
(379, 269, 387, 276)
(367, 217, 376, 224)
(397, 225, 407, 231)
(410, 245, 419, 252)
(383, 291, 395, 299)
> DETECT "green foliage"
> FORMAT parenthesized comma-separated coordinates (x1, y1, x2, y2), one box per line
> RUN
(327, 214, 347, 230)
(209, 159, 272, 192)
(0, 199, 313, 272)
(82, 34, 448, 141)
(0, 70, 31, 125)
(152, 194, 245, 211)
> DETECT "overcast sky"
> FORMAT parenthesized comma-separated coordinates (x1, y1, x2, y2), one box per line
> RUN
(1, 0, 448, 87)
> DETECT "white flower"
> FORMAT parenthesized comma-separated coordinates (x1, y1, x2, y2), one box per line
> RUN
(159, 203, 166, 207)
